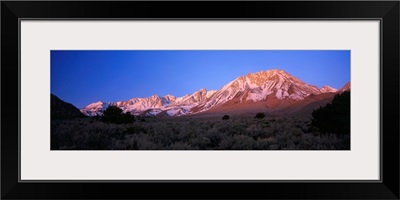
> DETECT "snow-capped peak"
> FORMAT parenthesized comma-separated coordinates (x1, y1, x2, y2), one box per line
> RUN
(206, 69, 321, 107)
(338, 82, 351, 92)
(206, 90, 217, 98)
(320, 85, 338, 93)
(80, 69, 349, 117)
(164, 94, 175, 99)
(80, 101, 112, 116)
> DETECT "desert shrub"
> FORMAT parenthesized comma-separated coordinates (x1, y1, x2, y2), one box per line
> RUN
(51, 119, 129, 149)
(217, 122, 231, 133)
(276, 131, 290, 144)
(204, 128, 223, 148)
(298, 133, 313, 150)
(189, 136, 211, 150)
(254, 139, 273, 150)
(269, 122, 283, 136)
(92, 115, 101, 121)
(246, 125, 271, 140)
(198, 121, 211, 130)
(290, 135, 302, 146)
(289, 127, 303, 137)
(340, 134, 351, 149)
(311, 91, 350, 135)
(269, 144, 279, 150)
(255, 112, 265, 119)
(135, 136, 161, 150)
(70, 128, 113, 150)
(126, 125, 147, 134)
(83, 132, 111, 149)
(110, 139, 128, 150)
(218, 137, 235, 150)
(295, 122, 309, 133)
(219, 135, 254, 150)
(222, 115, 230, 120)
(51, 115, 350, 150)
(101, 106, 135, 124)
(51, 123, 62, 150)
(169, 142, 194, 150)
(122, 112, 136, 123)
(226, 123, 246, 135)
(232, 135, 254, 150)
(151, 126, 180, 147)
(282, 140, 297, 150)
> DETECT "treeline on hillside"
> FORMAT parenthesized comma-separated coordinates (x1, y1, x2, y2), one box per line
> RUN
(311, 91, 350, 135)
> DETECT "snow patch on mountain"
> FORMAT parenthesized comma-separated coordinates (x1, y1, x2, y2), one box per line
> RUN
(80, 69, 350, 117)
(80, 101, 112, 116)
(338, 82, 351, 92)
(320, 85, 337, 93)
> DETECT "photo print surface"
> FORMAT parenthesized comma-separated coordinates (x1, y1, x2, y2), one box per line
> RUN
(51, 50, 350, 150)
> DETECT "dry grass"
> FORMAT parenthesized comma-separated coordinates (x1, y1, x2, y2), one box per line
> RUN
(51, 117, 350, 150)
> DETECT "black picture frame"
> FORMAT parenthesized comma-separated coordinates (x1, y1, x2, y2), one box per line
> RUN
(1, 1, 399, 199)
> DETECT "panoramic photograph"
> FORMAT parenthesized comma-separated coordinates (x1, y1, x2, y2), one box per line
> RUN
(51, 50, 350, 150)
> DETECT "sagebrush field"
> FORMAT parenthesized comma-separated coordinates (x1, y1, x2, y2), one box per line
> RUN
(51, 116, 350, 150)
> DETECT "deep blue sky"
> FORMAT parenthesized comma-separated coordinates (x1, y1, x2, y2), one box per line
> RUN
(51, 50, 350, 108)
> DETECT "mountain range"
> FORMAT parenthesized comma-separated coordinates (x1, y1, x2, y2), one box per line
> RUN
(80, 69, 350, 117)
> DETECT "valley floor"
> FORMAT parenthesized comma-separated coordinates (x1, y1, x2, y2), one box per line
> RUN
(51, 116, 350, 150)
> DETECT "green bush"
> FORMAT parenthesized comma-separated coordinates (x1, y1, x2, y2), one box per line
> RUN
(255, 112, 265, 119)
(311, 91, 350, 135)
(222, 115, 230, 120)
(101, 106, 135, 124)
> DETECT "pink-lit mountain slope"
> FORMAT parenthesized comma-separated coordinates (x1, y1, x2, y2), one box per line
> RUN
(338, 82, 351, 92)
(80, 69, 349, 117)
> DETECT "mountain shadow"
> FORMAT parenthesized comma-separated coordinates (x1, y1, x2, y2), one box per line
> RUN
(51, 94, 85, 120)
